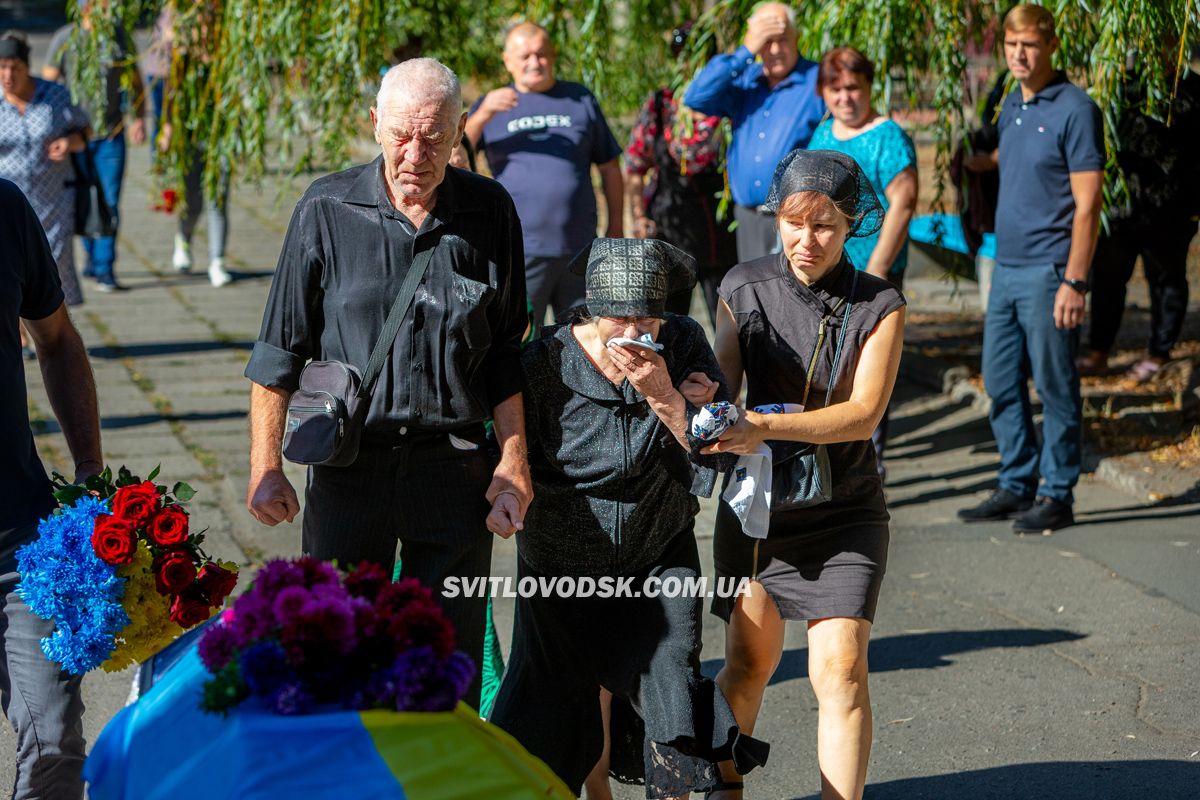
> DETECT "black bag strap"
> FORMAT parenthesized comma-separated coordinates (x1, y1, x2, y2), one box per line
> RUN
(798, 267, 858, 410)
(356, 238, 438, 400)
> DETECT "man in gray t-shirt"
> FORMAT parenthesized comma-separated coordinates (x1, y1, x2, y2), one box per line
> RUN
(465, 22, 624, 326)
(45, 17, 146, 291)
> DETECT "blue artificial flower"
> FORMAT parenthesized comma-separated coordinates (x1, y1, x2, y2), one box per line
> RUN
(15, 497, 128, 674)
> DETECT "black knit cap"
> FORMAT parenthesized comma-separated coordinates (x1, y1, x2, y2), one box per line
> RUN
(761, 149, 885, 238)
(0, 35, 31, 65)
(568, 238, 697, 318)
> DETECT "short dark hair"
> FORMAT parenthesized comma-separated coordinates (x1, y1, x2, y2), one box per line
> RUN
(817, 47, 875, 92)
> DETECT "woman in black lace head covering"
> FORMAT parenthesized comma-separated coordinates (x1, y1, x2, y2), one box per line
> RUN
(489, 238, 769, 799)
(679, 150, 906, 799)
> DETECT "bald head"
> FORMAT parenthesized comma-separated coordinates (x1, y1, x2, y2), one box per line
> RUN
(502, 22, 556, 92)
(745, 2, 799, 85)
(750, 2, 797, 28)
(376, 57, 461, 119)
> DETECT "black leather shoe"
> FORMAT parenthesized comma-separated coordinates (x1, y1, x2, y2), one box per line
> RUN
(958, 489, 1034, 522)
(1012, 497, 1074, 533)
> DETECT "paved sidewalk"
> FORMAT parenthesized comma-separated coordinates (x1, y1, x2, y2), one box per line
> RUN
(14, 146, 1200, 797)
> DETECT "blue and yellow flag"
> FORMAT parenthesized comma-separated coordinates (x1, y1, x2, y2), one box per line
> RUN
(84, 644, 572, 799)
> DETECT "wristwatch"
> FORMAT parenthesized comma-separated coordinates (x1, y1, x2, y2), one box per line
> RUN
(1063, 278, 1090, 295)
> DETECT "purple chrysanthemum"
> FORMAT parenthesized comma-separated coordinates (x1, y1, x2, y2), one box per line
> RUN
(251, 560, 306, 596)
(271, 585, 312, 627)
(198, 622, 240, 671)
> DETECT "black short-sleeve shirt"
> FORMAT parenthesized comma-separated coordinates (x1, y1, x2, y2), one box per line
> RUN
(719, 255, 905, 518)
(245, 158, 528, 435)
(1, 179, 65, 530)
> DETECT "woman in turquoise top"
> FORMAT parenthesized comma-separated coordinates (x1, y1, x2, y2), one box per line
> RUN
(807, 46, 917, 476)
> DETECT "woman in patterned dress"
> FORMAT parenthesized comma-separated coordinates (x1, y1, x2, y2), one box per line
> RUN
(1, 31, 91, 308)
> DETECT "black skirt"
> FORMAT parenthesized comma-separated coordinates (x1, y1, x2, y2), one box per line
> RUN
(710, 499, 889, 624)
(489, 529, 768, 798)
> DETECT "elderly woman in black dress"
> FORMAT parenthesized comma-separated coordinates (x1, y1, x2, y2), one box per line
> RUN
(489, 239, 768, 799)
(688, 151, 905, 800)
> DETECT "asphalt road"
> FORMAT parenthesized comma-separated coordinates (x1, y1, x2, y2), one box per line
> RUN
(5, 83, 1197, 793)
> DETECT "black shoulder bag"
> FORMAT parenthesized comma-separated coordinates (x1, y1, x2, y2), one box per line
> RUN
(770, 269, 858, 512)
(70, 147, 117, 239)
(282, 241, 438, 467)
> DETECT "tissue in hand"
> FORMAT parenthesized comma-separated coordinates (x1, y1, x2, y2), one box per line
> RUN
(605, 332, 664, 352)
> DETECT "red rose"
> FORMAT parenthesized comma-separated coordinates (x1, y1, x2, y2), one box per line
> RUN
(111, 481, 161, 525)
(170, 588, 213, 628)
(196, 563, 239, 607)
(146, 505, 189, 547)
(154, 550, 197, 595)
(91, 515, 138, 565)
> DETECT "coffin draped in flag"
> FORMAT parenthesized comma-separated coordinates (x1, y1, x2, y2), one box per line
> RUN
(84, 641, 571, 799)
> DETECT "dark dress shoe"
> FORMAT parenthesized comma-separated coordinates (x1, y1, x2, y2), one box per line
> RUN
(1012, 497, 1075, 533)
(958, 489, 1034, 522)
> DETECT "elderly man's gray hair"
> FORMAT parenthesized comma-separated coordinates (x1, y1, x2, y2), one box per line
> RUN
(376, 58, 462, 115)
(750, 1, 797, 27)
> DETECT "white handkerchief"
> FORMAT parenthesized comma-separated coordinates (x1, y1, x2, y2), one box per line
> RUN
(720, 402, 804, 539)
(721, 445, 773, 540)
(606, 332, 664, 353)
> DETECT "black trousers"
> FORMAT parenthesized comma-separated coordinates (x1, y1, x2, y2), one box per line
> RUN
(302, 434, 494, 709)
(1088, 220, 1197, 359)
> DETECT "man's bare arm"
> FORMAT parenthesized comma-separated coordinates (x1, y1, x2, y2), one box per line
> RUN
(484, 392, 532, 538)
(598, 158, 625, 238)
(246, 382, 300, 525)
(24, 305, 102, 481)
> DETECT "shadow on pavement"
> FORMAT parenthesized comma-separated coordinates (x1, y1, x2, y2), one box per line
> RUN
(885, 478, 997, 509)
(788, 760, 1200, 799)
(883, 461, 997, 489)
(701, 628, 1086, 683)
(888, 396, 972, 440)
(89, 341, 255, 359)
(35, 411, 247, 434)
(1077, 491, 1200, 526)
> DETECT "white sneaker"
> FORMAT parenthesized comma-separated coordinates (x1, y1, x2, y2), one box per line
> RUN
(208, 258, 233, 288)
(172, 235, 192, 272)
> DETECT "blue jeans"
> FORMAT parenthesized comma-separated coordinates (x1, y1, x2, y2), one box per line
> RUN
(81, 135, 127, 280)
(982, 262, 1082, 504)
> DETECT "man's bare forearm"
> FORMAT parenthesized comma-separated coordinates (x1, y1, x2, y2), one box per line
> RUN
(249, 382, 290, 476)
(491, 393, 528, 468)
(38, 323, 101, 473)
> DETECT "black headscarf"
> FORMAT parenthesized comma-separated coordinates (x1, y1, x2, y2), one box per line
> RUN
(762, 149, 885, 238)
(569, 238, 697, 318)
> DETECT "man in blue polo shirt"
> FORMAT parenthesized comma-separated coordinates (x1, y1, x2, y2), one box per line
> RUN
(959, 4, 1104, 532)
(466, 22, 623, 325)
(684, 1, 825, 261)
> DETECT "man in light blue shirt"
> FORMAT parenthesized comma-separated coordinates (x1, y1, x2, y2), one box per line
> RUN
(684, 2, 826, 261)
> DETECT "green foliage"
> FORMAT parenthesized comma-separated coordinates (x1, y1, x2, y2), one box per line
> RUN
(72, 0, 1196, 209)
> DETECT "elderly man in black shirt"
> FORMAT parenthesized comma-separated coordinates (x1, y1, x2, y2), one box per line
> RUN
(244, 58, 531, 708)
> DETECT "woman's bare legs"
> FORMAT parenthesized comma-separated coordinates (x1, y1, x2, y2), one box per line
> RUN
(582, 688, 613, 800)
(711, 582, 787, 798)
(807, 617, 873, 800)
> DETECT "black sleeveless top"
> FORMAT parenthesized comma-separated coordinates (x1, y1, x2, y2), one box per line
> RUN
(719, 254, 906, 525)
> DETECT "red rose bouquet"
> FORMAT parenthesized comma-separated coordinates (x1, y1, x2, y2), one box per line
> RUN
(17, 466, 240, 674)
